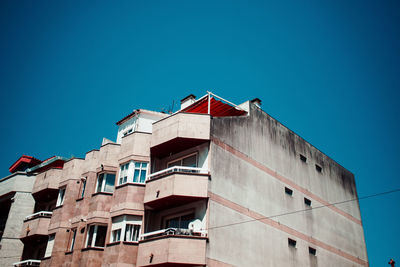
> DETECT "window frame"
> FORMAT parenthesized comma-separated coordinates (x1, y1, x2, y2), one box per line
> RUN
(68, 228, 77, 252)
(86, 224, 108, 248)
(79, 178, 87, 199)
(162, 209, 196, 229)
(56, 187, 66, 207)
(167, 152, 198, 168)
(117, 161, 148, 186)
(110, 215, 142, 243)
(95, 173, 116, 193)
(44, 234, 56, 258)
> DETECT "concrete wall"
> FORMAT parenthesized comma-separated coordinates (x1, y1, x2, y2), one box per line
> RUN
(0, 173, 36, 267)
(207, 104, 368, 267)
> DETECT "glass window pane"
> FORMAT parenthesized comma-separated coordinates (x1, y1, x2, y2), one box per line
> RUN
(166, 216, 180, 228)
(168, 159, 181, 168)
(182, 155, 197, 167)
(104, 174, 115, 192)
(87, 225, 95, 247)
(133, 170, 140, 183)
(97, 174, 104, 192)
(95, 226, 107, 247)
(140, 170, 146, 183)
(135, 162, 141, 168)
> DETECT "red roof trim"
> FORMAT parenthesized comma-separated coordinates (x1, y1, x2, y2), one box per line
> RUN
(9, 155, 42, 173)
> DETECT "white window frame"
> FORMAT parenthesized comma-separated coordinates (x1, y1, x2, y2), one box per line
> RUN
(86, 224, 108, 248)
(56, 187, 66, 207)
(111, 215, 142, 243)
(44, 234, 55, 258)
(117, 161, 148, 185)
(167, 153, 198, 168)
(96, 173, 116, 193)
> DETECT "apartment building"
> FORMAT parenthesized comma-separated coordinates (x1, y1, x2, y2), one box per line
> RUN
(9, 93, 368, 267)
(0, 156, 66, 267)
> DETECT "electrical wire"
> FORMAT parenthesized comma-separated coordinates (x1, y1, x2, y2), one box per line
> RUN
(207, 188, 400, 230)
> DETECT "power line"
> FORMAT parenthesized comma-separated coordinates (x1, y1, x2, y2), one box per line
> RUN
(207, 188, 400, 230)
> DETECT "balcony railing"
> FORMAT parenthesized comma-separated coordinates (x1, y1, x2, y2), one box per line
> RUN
(13, 259, 41, 266)
(24, 211, 52, 222)
(140, 228, 207, 241)
(147, 166, 209, 181)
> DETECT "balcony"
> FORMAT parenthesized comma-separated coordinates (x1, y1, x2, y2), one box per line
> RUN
(151, 113, 210, 157)
(144, 167, 209, 209)
(137, 229, 207, 267)
(20, 211, 52, 240)
(13, 259, 41, 267)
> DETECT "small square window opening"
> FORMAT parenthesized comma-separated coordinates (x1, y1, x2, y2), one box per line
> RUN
(300, 154, 307, 163)
(304, 198, 312, 206)
(315, 164, 322, 173)
(309, 247, 317, 255)
(285, 187, 293, 196)
(288, 238, 297, 247)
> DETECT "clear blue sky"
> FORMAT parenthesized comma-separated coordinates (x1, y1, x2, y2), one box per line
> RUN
(1, 0, 399, 265)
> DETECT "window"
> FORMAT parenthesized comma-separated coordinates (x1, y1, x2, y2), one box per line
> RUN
(111, 229, 121, 242)
(123, 128, 133, 137)
(118, 161, 148, 185)
(96, 173, 116, 193)
(111, 215, 142, 243)
(315, 164, 322, 173)
(164, 212, 195, 229)
(167, 153, 197, 168)
(304, 197, 312, 206)
(44, 234, 55, 258)
(79, 179, 86, 198)
(300, 154, 307, 163)
(288, 238, 297, 247)
(86, 225, 107, 248)
(56, 187, 66, 207)
(285, 187, 293, 196)
(68, 229, 77, 251)
(309, 247, 317, 255)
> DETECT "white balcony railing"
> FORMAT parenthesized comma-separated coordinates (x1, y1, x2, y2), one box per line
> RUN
(13, 259, 41, 266)
(147, 166, 208, 181)
(24, 211, 53, 222)
(140, 228, 207, 241)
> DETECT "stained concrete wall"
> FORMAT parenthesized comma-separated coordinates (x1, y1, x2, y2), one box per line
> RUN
(0, 173, 36, 267)
(207, 103, 368, 266)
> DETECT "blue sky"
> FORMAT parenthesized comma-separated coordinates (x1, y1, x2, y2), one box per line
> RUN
(1, 0, 399, 265)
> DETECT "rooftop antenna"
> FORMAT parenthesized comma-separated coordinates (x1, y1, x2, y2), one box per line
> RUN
(161, 100, 176, 114)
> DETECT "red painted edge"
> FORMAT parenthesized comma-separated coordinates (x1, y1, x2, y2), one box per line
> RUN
(209, 192, 369, 267)
(9, 155, 42, 173)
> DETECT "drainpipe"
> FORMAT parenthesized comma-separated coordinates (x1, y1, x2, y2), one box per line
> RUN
(207, 91, 211, 115)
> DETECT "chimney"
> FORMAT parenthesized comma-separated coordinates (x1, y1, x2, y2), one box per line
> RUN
(251, 98, 262, 108)
(180, 94, 196, 110)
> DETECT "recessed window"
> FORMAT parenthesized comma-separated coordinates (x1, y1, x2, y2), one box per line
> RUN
(96, 173, 116, 193)
(68, 228, 77, 251)
(315, 164, 322, 173)
(167, 153, 197, 168)
(44, 234, 55, 258)
(288, 238, 297, 247)
(164, 212, 195, 229)
(79, 178, 86, 199)
(309, 246, 316, 255)
(111, 215, 142, 243)
(300, 154, 307, 163)
(285, 187, 293, 196)
(118, 161, 148, 185)
(304, 197, 312, 206)
(86, 225, 107, 248)
(56, 187, 66, 207)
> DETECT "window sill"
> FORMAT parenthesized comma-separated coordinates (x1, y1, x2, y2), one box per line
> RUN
(106, 241, 121, 247)
(76, 197, 84, 202)
(115, 182, 145, 189)
(123, 241, 139, 245)
(91, 192, 113, 197)
(41, 256, 51, 260)
(53, 205, 63, 210)
(81, 246, 105, 251)
(65, 251, 73, 255)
